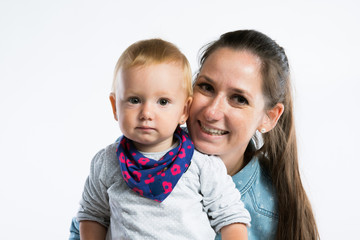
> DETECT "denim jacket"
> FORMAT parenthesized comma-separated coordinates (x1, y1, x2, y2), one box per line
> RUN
(216, 156, 278, 240)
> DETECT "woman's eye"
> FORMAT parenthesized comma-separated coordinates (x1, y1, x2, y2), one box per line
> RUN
(231, 95, 248, 105)
(158, 98, 169, 106)
(128, 97, 140, 104)
(197, 82, 214, 93)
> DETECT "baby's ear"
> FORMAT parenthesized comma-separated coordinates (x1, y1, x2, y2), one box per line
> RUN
(179, 97, 193, 124)
(109, 93, 118, 121)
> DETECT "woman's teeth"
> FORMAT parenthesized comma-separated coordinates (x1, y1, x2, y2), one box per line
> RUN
(200, 124, 228, 135)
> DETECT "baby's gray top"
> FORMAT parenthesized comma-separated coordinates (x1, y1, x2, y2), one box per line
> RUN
(77, 142, 251, 240)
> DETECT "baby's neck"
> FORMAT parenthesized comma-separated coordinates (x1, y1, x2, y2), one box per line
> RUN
(139, 141, 179, 161)
(133, 137, 177, 153)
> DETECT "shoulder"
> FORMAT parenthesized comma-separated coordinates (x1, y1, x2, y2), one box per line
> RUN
(89, 142, 120, 184)
(253, 161, 278, 216)
(231, 157, 278, 237)
(183, 150, 227, 183)
(248, 161, 279, 237)
(233, 157, 278, 218)
(190, 150, 233, 193)
(90, 142, 118, 167)
(257, 161, 276, 197)
(190, 150, 227, 174)
(243, 157, 278, 218)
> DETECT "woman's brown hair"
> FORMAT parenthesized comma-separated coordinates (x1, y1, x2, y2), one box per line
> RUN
(198, 30, 319, 240)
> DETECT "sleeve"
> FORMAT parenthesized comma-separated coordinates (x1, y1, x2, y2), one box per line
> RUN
(76, 149, 111, 228)
(200, 155, 251, 233)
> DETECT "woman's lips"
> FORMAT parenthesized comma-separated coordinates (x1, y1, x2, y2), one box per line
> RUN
(198, 121, 229, 136)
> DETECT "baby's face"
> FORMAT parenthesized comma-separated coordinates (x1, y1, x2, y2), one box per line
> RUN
(115, 63, 191, 152)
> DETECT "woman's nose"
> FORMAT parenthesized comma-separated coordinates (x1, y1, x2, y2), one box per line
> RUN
(139, 102, 154, 120)
(203, 96, 225, 121)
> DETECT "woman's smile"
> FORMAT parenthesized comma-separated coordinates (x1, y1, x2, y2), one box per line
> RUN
(198, 121, 229, 136)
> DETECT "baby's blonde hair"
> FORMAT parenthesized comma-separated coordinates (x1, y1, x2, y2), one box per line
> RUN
(112, 39, 192, 97)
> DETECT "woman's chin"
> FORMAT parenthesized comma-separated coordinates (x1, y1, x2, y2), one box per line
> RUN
(193, 140, 220, 155)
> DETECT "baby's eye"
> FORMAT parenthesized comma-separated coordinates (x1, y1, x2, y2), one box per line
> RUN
(128, 97, 141, 104)
(196, 82, 214, 93)
(231, 95, 248, 105)
(158, 98, 169, 106)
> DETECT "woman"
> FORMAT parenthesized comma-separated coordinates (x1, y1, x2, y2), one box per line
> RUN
(70, 30, 319, 239)
(187, 30, 319, 239)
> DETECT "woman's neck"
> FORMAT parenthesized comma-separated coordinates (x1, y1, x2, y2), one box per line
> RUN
(220, 152, 245, 176)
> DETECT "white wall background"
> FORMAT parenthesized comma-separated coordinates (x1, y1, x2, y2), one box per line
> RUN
(1, 0, 359, 239)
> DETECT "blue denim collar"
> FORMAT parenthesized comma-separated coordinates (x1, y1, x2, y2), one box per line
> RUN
(232, 154, 259, 196)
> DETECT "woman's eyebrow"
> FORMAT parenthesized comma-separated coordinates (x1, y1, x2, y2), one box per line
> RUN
(198, 75, 215, 84)
(199, 74, 253, 100)
(231, 87, 252, 98)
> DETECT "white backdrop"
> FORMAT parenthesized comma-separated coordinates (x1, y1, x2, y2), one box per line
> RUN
(1, 0, 359, 239)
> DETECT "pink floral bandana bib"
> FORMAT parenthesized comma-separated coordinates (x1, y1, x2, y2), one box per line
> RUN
(117, 127, 194, 202)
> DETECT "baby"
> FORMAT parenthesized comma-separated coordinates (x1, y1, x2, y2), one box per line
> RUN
(75, 39, 250, 239)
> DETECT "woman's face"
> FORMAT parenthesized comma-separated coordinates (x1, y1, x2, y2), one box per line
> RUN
(187, 48, 268, 166)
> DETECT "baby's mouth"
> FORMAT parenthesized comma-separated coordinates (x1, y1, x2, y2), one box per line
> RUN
(199, 121, 229, 136)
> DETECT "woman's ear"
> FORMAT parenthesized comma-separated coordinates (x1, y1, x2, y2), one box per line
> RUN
(258, 103, 284, 133)
(109, 93, 118, 121)
(178, 97, 193, 125)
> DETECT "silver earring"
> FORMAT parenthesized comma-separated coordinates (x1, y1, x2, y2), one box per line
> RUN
(260, 128, 266, 133)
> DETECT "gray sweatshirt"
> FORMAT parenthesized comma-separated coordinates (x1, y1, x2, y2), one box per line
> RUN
(77, 142, 251, 240)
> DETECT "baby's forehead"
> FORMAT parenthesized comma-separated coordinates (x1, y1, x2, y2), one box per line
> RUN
(120, 63, 184, 83)
(120, 61, 184, 72)
(113, 61, 191, 97)
(119, 63, 185, 82)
